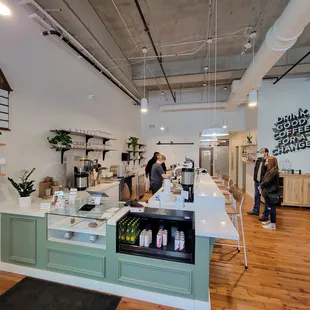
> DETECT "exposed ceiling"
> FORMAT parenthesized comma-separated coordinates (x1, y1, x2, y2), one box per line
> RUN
(25, 0, 310, 99)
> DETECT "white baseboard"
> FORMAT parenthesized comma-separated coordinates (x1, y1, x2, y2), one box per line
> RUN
(0, 262, 210, 310)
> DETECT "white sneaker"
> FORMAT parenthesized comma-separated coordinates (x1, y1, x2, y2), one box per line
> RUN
(262, 223, 276, 230)
(261, 220, 270, 225)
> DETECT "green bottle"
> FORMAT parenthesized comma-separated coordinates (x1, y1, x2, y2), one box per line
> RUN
(125, 222, 131, 243)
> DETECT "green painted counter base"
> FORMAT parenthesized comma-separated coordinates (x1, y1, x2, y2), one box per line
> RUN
(1, 213, 213, 307)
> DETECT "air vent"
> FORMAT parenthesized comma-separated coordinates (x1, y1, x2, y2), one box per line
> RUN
(149, 124, 156, 129)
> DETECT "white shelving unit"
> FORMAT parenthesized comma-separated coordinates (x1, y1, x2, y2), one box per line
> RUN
(47, 214, 107, 249)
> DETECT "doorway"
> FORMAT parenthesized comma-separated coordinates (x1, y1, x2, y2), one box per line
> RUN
(199, 148, 214, 175)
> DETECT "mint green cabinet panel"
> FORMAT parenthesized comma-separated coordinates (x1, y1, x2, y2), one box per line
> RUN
(118, 256, 193, 296)
(3, 215, 37, 265)
(46, 249, 106, 279)
(194, 236, 210, 302)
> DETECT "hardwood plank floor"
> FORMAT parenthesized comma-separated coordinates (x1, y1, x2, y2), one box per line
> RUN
(0, 194, 309, 309)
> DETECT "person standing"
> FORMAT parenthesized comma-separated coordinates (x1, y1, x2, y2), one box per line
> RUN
(145, 152, 159, 178)
(150, 154, 169, 194)
(260, 156, 280, 230)
(247, 148, 269, 216)
(145, 152, 166, 178)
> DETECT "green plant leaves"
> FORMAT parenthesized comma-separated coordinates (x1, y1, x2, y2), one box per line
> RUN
(8, 168, 36, 197)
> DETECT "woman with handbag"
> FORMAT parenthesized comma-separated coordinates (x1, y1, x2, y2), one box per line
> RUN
(259, 156, 280, 230)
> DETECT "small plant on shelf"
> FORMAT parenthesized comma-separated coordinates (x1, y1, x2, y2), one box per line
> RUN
(47, 130, 72, 151)
(8, 168, 36, 208)
(128, 136, 139, 157)
(246, 132, 253, 144)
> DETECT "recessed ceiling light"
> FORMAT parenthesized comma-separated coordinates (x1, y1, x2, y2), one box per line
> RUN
(0, 3, 11, 16)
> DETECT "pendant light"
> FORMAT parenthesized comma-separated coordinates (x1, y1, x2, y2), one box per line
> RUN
(248, 33, 257, 107)
(202, 0, 228, 137)
(141, 47, 148, 113)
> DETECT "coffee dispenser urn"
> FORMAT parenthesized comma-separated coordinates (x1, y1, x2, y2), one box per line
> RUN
(181, 168, 194, 202)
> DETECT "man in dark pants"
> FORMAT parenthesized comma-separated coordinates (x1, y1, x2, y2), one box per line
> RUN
(247, 148, 269, 216)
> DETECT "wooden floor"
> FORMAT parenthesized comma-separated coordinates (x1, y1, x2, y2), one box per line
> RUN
(0, 194, 310, 310)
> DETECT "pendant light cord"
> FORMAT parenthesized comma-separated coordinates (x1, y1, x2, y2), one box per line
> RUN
(252, 36, 255, 90)
(143, 54, 146, 98)
(214, 0, 218, 124)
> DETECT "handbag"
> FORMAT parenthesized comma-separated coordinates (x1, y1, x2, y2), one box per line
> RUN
(267, 192, 281, 204)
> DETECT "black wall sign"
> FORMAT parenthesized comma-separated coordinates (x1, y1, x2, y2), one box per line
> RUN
(272, 108, 310, 156)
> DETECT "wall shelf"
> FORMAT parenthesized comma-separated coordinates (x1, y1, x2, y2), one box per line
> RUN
(126, 141, 147, 165)
(156, 141, 194, 145)
(0, 143, 6, 146)
(50, 147, 117, 163)
(50, 130, 116, 143)
(50, 130, 117, 163)
(0, 173, 6, 176)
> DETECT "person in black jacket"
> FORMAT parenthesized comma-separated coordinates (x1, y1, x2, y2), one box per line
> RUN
(247, 148, 269, 216)
(259, 156, 280, 230)
(145, 152, 166, 178)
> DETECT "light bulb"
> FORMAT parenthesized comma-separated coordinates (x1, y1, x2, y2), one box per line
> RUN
(141, 97, 148, 113)
(248, 89, 257, 107)
(223, 125, 227, 129)
(0, 3, 11, 16)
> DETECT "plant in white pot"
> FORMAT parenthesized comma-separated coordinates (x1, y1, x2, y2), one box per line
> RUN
(8, 168, 36, 208)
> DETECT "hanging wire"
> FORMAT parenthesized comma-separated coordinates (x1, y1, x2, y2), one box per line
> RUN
(143, 53, 146, 98)
(213, 0, 218, 125)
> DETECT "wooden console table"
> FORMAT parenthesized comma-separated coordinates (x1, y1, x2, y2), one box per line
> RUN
(281, 174, 310, 207)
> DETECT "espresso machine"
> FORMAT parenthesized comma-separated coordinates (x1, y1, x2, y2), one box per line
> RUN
(181, 157, 195, 202)
(65, 155, 93, 190)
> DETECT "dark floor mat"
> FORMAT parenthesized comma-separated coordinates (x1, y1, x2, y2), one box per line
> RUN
(0, 277, 121, 310)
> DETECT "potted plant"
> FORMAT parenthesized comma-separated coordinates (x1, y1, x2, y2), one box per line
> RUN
(47, 130, 72, 151)
(8, 168, 36, 208)
(128, 136, 139, 157)
(247, 133, 253, 144)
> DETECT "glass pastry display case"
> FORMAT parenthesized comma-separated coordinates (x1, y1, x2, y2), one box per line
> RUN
(47, 201, 123, 249)
(116, 207, 195, 264)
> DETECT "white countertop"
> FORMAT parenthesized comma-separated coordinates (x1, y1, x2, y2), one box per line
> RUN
(144, 172, 238, 240)
(87, 181, 120, 193)
(0, 182, 119, 218)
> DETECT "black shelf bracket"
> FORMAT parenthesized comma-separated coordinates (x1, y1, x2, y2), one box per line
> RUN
(60, 148, 70, 164)
(157, 141, 194, 145)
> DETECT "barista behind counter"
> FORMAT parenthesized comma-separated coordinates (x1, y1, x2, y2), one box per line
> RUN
(150, 154, 170, 195)
(145, 152, 167, 178)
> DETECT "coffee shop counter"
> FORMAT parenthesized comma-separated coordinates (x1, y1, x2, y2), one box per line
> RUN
(0, 179, 238, 310)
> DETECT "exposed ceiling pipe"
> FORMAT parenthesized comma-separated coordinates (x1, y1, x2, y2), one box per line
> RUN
(226, 0, 310, 109)
(19, 0, 141, 105)
(133, 0, 176, 103)
(160, 102, 226, 112)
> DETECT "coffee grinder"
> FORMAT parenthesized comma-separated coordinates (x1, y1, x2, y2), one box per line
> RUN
(181, 158, 195, 202)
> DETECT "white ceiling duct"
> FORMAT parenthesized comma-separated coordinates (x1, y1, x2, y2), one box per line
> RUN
(226, 0, 310, 109)
(160, 102, 226, 112)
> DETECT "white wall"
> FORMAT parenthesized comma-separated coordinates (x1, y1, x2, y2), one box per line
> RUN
(0, 1, 140, 189)
(141, 89, 248, 167)
(229, 131, 257, 197)
(258, 78, 310, 173)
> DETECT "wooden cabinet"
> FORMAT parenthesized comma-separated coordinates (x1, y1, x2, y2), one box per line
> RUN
(302, 177, 310, 206)
(282, 175, 310, 207)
